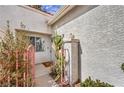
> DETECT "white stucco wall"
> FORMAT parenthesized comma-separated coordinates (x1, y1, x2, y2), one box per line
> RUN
(0, 5, 52, 64)
(52, 5, 124, 86)
(0, 6, 52, 33)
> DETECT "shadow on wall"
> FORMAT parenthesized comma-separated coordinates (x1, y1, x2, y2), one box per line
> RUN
(78, 42, 82, 82)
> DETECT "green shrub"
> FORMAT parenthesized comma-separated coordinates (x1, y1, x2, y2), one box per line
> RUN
(80, 76, 114, 87)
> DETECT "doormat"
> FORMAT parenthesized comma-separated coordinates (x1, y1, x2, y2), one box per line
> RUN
(42, 62, 53, 67)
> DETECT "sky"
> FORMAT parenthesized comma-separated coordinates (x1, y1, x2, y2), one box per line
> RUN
(41, 5, 62, 14)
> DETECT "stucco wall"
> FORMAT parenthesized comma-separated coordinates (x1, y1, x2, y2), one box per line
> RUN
(52, 5, 98, 30)
(0, 6, 52, 33)
(53, 5, 124, 86)
(0, 6, 52, 63)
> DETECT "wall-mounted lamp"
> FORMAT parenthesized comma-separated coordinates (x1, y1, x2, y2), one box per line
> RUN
(69, 33, 75, 39)
(62, 34, 64, 38)
(20, 22, 26, 29)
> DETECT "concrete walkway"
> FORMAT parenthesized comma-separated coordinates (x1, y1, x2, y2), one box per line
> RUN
(35, 63, 58, 87)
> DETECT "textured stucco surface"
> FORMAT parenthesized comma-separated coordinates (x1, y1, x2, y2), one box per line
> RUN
(55, 5, 124, 86)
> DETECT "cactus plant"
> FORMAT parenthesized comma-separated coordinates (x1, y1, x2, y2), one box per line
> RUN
(51, 32, 65, 82)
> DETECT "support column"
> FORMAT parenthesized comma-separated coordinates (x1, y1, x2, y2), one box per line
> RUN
(63, 39, 79, 86)
(71, 39, 79, 86)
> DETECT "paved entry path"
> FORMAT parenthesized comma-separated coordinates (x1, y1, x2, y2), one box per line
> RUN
(35, 63, 58, 87)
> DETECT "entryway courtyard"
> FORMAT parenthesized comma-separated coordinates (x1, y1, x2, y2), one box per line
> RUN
(35, 63, 58, 87)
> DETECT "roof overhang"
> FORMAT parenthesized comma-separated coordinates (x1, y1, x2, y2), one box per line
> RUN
(15, 28, 52, 36)
(48, 5, 76, 25)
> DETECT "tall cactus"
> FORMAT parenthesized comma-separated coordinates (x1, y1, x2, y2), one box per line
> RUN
(52, 32, 64, 81)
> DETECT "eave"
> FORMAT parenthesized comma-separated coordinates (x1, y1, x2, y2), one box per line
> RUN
(15, 28, 52, 36)
(48, 5, 76, 25)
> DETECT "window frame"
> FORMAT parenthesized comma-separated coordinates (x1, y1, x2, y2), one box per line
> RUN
(28, 36, 44, 52)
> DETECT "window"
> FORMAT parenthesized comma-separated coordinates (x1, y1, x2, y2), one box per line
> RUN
(29, 36, 44, 52)
(36, 37, 42, 52)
